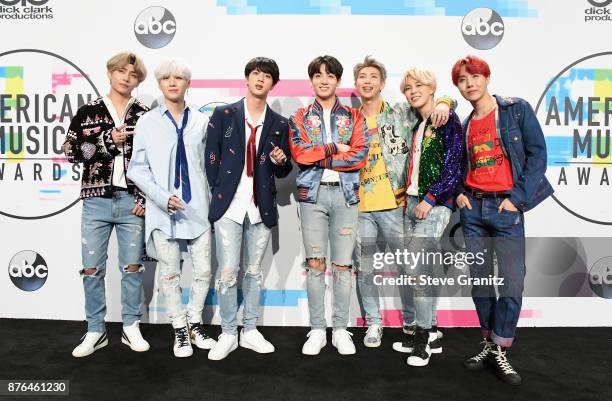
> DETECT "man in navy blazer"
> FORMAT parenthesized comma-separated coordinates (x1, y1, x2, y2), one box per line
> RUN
(205, 57, 292, 361)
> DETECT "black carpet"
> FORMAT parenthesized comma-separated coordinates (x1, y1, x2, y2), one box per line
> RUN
(0, 319, 610, 401)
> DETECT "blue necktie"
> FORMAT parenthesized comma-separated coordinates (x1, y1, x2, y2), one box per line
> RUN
(165, 109, 191, 203)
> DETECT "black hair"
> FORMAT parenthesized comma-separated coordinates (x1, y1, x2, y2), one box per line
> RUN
(308, 55, 343, 79)
(244, 57, 280, 85)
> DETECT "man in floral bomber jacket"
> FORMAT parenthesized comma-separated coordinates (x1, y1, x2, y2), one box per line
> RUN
(63, 52, 151, 358)
(289, 55, 369, 357)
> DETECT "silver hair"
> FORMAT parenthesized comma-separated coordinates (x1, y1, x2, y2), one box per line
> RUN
(154, 59, 192, 82)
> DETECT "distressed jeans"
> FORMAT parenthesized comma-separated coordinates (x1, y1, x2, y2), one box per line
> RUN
(299, 185, 358, 330)
(215, 216, 271, 335)
(80, 192, 145, 333)
(152, 229, 212, 329)
(404, 196, 451, 330)
(354, 206, 414, 326)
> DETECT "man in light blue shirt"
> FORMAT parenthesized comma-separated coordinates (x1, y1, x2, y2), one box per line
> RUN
(128, 59, 216, 358)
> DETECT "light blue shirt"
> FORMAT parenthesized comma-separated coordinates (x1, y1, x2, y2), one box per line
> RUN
(128, 99, 210, 258)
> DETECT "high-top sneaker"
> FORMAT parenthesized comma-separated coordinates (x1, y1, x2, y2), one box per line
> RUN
(463, 338, 494, 370)
(363, 324, 383, 348)
(173, 326, 193, 358)
(393, 328, 441, 354)
(487, 345, 522, 386)
(189, 322, 217, 350)
(72, 332, 108, 358)
(406, 327, 431, 367)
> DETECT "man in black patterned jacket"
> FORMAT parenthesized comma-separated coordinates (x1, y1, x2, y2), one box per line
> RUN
(63, 52, 151, 358)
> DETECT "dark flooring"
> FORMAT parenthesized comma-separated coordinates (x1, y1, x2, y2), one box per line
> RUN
(0, 319, 610, 401)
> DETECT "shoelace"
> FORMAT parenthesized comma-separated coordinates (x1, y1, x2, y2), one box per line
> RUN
(493, 348, 517, 375)
(175, 327, 189, 347)
(190, 324, 210, 340)
(472, 339, 493, 362)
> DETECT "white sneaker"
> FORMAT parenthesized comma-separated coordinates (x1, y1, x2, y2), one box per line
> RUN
(332, 329, 356, 355)
(189, 322, 217, 350)
(302, 329, 327, 355)
(121, 321, 150, 352)
(208, 333, 238, 360)
(239, 329, 275, 353)
(72, 332, 108, 358)
(173, 326, 193, 358)
(363, 324, 383, 348)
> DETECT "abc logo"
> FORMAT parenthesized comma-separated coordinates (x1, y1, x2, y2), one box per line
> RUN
(461, 8, 505, 50)
(8, 250, 48, 292)
(0, 0, 49, 5)
(134, 6, 176, 49)
(589, 257, 612, 299)
(588, 0, 612, 6)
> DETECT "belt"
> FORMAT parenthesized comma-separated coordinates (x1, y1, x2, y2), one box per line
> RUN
(320, 181, 340, 187)
(467, 188, 510, 199)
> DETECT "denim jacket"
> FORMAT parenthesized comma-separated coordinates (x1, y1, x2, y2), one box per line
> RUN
(457, 95, 554, 212)
(289, 98, 369, 205)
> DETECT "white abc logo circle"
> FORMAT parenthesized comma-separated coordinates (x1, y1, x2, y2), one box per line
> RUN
(134, 7, 176, 49)
(461, 8, 505, 50)
(8, 250, 49, 291)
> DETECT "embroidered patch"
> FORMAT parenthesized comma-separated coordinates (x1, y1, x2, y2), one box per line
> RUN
(224, 126, 233, 138)
(306, 115, 321, 128)
(336, 115, 349, 128)
(229, 148, 236, 155)
(209, 152, 217, 163)
(208, 122, 215, 129)
(80, 142, 96, 160)
(259, 153, 267, 164)
(224, 109, 230, 114)
(275, 131, 280, 135)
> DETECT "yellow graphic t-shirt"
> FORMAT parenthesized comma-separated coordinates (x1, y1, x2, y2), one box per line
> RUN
(359, 114, 401, 212)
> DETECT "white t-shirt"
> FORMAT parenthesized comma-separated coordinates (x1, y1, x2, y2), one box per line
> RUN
(406, 120, 426, 196)
(320, 109, 340, 183)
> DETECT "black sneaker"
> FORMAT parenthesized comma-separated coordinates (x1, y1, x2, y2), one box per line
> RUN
(402, 323, 416, 335)
(463, 338, 494, 371)
(392, 334, 414, 353)
(407, 327, 431, 367)
(487, 345, 522, 386)
(428, 330, 442, 354)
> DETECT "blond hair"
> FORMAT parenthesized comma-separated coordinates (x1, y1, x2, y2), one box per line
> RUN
(400, 68, 437, 93)
(106, 52, 147, 83)
(353, 55, 387, 81)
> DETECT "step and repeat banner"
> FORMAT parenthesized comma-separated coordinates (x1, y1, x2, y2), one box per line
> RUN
(1, 0, 611, 327)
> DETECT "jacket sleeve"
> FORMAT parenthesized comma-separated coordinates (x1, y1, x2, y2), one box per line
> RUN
(423, 112, 463, 205)
(509, 100, 548, 211)
(317, 109, 369, 172)
(126, 120, 172, 212)
(204, 107, 224, 189)
(63, 106, 121, 164)
(289, 108, 337, 165)
(272, 120, 293, 178)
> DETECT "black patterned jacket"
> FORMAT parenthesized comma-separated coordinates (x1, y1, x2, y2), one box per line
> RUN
(63, 97, 149, 205)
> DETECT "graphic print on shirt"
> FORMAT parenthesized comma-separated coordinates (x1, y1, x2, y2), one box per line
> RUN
(469, 120, 503, 176)
(381, 123, 408, 155)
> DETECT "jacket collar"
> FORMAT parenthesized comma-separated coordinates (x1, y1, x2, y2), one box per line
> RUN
(312, 97, 342, 114)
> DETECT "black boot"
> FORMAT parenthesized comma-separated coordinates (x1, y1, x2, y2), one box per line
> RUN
(463, 338, 494, 371)
(487, 345, 522, 386)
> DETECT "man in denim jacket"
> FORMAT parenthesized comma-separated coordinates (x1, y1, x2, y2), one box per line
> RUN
(452, 55, 553, 386)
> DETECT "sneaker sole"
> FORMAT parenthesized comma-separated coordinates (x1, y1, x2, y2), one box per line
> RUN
(72, 338, 108, 358)
(302, 340, 327, 356)
(392, 344, 412, 353)
(121, 337, 150, 352)
(363, 340, 381, 348)
(239, 339, 275, 353)
(174, 348, 194, 358)
(407, 356, 430, 367)
(208, 342, 238, 361)
(430, 346, 442, 354)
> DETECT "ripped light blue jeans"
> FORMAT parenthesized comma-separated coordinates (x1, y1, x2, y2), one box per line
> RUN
(215, 216, 271, 335)
(152, 229, 212, 329)
(80, 192, 145, 333)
